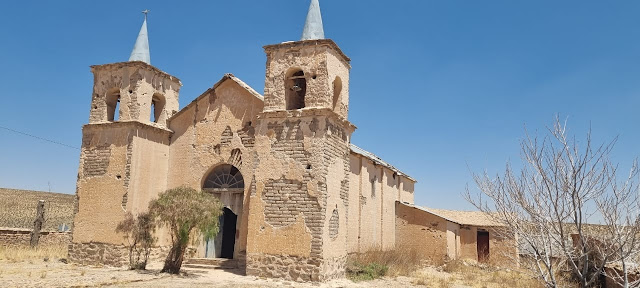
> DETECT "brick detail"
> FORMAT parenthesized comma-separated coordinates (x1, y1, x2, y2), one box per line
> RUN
(221, 126, 233, 146)
(82, 145, 111, 177)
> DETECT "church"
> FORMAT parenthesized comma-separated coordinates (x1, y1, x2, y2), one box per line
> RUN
(68, 0, 418, 282)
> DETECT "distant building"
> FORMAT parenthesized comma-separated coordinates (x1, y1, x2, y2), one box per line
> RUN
(395, 202, 518, 266)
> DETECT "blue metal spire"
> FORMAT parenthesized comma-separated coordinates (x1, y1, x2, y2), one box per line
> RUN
(129, 10, 150, 64)
(301, 0, 325, 40)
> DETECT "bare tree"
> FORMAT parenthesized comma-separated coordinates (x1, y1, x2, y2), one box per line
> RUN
(465, 117, 639, 288)
(595, 162, 640, 288)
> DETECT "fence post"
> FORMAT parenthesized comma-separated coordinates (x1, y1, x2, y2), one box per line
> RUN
(30, 200, 45, 248)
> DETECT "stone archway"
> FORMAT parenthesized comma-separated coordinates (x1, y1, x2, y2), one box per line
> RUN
(202, 164, 244, 259)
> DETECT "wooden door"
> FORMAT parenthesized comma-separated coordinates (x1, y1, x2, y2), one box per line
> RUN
(477, 231, 490, 263)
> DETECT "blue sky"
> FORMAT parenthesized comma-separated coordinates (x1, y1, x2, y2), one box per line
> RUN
(0, 1, 638, 210)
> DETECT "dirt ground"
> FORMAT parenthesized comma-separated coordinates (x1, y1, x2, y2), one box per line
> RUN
(0, 258, 543, 288)
(0, 260, 433, 288)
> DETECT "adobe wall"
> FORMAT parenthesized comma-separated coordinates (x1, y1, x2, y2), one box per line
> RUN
(446, 222, 460, 259)
(459, 226, 517, 266)
(347, 154, 361, 252)
(400, 177, 415, 204)
(395, 202, 448, 265)
(262, 40, 350, 119)
(167, 78, 264, 259)
(346, 154, 415, 254)
(358, 158, 382, 249)
(88, 62, 181, 127)
(72, 122, 171, 246)
(245, 109, 352, 282)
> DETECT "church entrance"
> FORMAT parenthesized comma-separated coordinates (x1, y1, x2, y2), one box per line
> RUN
(202, 164, 245, 259)
(220, 208, 237, 259)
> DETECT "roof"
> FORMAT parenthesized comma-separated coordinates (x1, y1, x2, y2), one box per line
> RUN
(399, 202, 504, 227)
(168, 73, 263, 122)
(350, 144, 416, 182)
(301, 0, 325, 41)
(129, 14, 150, 64)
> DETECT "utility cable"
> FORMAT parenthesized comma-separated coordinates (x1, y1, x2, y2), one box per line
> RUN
(0, 125, 80, 150)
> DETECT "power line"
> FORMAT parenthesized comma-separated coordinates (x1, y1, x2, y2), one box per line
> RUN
(0, 125, 80, 150)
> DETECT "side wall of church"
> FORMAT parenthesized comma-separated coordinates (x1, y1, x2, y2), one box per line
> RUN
(167, 79, 264, 259)
(346, 153, 416, 253)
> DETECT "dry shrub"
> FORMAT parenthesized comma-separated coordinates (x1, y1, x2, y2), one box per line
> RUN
(0, 245, 67, 262)
(413, 275, 453, 288)
(347, 247, 423, 280)
(412, 270, 453, 288)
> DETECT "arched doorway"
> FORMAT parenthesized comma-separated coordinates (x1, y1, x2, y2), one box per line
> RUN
(203, 164, 244, 259)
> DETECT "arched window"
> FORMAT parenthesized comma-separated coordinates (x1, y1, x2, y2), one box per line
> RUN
(203, 164, 245, 190)
(106, 89, 121, 122)
(285, 69, 306, 110)
(332, 76, 342, 110)
(150, 94, 166, 123)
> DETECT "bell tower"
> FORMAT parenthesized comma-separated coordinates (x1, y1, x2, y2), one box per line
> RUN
(70, 11, 181, 263)
(87, 11, 180, 128)
(246, 0, 356, 282)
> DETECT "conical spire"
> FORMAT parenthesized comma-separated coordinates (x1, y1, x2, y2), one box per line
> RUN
(301, 0, 325, 41)
(129, 10, 150, 64)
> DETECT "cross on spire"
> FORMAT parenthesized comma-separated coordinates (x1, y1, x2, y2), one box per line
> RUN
(129, 10, 151, 64)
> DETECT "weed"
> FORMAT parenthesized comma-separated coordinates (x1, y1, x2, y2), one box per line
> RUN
(347, 262, 389, 282)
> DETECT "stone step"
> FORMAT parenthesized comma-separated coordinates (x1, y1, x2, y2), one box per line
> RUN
(183, 258, 238, 269)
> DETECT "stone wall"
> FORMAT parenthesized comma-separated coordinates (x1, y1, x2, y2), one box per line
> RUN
(68, 242, 178, 267)
(0, 228, 71, 247)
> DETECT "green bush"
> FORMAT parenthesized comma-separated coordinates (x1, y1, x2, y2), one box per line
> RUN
(149, 186, 223, 274)
(347, 262, 389, 282)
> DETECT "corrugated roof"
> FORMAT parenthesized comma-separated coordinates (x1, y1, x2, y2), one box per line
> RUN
(350, 144, 416, 182)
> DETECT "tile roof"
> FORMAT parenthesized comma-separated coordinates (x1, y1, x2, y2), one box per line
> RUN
(399, 202, 504, 227)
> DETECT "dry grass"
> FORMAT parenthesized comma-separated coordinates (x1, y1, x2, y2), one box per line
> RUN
(347, 247, 424, 279)
(0, 245, 68, 262)
(435, 259, 546, 288)
(412, 270, 453, 288)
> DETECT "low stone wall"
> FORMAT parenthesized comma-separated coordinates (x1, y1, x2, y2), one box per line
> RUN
(68, 242, 195, 268)
(247, 254, 322, 282)
(0, 228, 71, 247)
(247, 253, 345, 282)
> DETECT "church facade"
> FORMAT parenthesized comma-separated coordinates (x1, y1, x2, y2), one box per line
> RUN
(69, 0, 416, 281)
